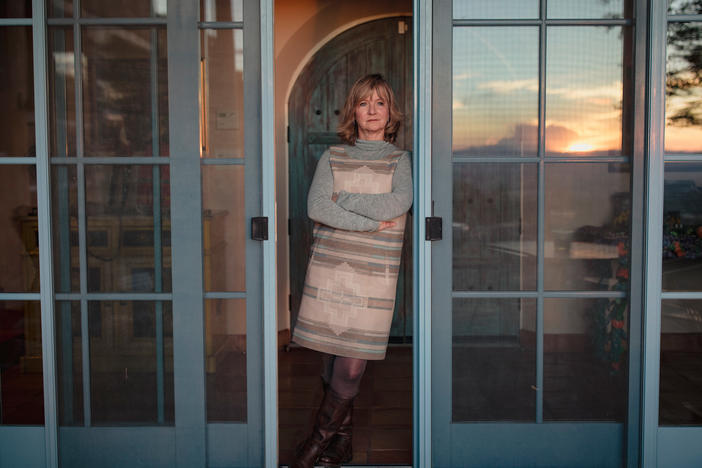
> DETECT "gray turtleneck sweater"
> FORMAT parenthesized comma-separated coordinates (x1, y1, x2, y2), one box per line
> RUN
(307, 139, 413, 232)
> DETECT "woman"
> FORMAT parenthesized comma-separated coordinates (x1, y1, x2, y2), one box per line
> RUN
(291, 74, 413, 468)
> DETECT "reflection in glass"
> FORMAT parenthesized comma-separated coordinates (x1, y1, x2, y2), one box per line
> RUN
(0, 301, 44, 425)
(660, 300, 702, 425)
(52, 165, 79, 293)
(453, 299, 536, 421)
(453, 0, 537, 19)
(56, 301, 83, 425)
(206, 299, 247, 422)
(665, 23, 702, 154)
(81, 0, 166, 17)
(82, 28, 169, 157)
(545, 163, 631, 291)
(544, 299, 628, 421)
(48, 0, 72, 18)
(0, 1, 31, 17)
(663, 163, 702, 291)
(49, 27, 77, 158)
(89, 301, 173, 424)
(453, 163, 537, 291)
(85, 166, 171, 292)
(668, 0, 702, 15)
(453, 27, 538, 156)
(0, 165, 38, 293)
(547, 0, 627, 19)
(0, 27, 34, 156)
(202, 166, 246, 292)
(201, 0, 244, 22)
(546, 27, 626, 156)
(200, 29, 245, 158)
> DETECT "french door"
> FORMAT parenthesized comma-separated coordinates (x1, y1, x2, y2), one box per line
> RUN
(643, 2, 702, 467)
(44, 1, 266, 466)
(429, 0, 646, 465)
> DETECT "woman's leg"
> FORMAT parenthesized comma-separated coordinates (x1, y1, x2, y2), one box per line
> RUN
(329, 356, 367, 399)
(315, 356, 366, 467)
(321, 353, 336, 386)
(292, 355, 354, 468)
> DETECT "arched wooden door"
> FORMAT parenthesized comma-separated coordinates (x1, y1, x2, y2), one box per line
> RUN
(288, 16, 413, 340)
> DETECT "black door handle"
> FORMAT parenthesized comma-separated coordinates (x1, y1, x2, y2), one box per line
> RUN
(425, 217, 442, 241)
(251, 216, 269, 241)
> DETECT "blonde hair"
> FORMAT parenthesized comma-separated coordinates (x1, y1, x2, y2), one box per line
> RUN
(337, 74, 403, 145)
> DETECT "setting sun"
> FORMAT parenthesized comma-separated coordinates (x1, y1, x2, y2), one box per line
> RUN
(567, 142, 595, 153)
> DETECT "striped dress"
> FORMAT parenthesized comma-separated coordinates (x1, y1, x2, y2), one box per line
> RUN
(293, 146, 407, 360)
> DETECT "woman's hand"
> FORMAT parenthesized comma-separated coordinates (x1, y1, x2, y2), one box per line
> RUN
(376, 221, 396, 231)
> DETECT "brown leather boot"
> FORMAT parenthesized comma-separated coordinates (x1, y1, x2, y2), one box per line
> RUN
(291, 387, 353, 468)
(318, 401, 353, 467)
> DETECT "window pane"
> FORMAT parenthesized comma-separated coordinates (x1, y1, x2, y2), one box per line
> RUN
(52, 165, 79, 292)
(0, 27, 35, 156)
(81, 0, 166, 17)
(453, 27, 539, 157)
(206, 299, 246, 422)
(546, 27, 626, 156)
(663, 163, 702, 291)
(547, 0, 629, 19)
(545, 163, 631, 291)
(0, 301, 43, 425)
(89, 301, 173, 424)
(201, 0, 243, 22)
(0, 165, 38, 293)
(48, 0, 72, 18)
(1, 1, 31, 17)
(85, 166, 171, 292)
(56, 301, 83, 426)
(202, 166, 246, 292)
(665, 22, 702, 154)
(660, 300, 702, 425)
(453, 299, 536, 421)
(82, 28, 169, 157)
(453, 0, 537, 19)
(453, 163, 537, 291)
(668, 0, 702, 15)
(49, 27, 77, 158)
(200, 29, 244, 158)
(544, 298, 628, 421)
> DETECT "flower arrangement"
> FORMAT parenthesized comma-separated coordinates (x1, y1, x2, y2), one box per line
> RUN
(586, 193, 630, 375)
(590, 240, 629, 374)
(662, 212, 702, 259)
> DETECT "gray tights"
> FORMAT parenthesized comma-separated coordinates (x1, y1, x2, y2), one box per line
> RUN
(321, 353, 368, 399)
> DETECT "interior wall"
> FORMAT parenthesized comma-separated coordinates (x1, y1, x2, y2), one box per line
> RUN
(274, 0, 412, 333)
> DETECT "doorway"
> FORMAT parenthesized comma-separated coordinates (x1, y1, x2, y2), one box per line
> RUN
(279, 11, 413, 466)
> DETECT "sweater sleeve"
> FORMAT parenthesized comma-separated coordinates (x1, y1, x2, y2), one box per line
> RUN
(334, 152, 413, 221)
(307, 151, 380, 232)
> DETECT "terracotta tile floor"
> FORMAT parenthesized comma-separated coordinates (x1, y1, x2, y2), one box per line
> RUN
(278, 345, 413, 466)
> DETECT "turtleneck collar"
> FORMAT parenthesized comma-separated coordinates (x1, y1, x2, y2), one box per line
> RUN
(344, 139, 396, 160)
(354, 139, 391, 151)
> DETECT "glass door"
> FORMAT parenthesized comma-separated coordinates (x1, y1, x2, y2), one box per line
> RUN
(47, 0, 265, 466)
(431, 0, 643, 465)
(0, 3, 48, 466)
(649, 2, 702, 466)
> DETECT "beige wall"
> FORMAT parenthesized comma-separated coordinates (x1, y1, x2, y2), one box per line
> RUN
(274, 0, 412, 332)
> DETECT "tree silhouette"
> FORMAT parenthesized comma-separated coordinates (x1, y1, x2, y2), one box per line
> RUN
(666, 1, 702, 127)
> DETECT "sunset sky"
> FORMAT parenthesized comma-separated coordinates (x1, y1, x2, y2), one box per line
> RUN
(452, 26, 625, 155)
(452, 23, 702, 155)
